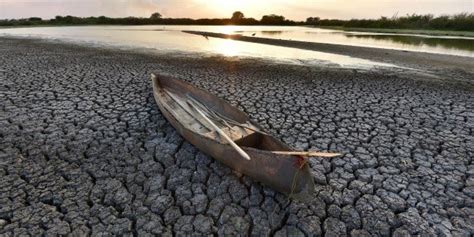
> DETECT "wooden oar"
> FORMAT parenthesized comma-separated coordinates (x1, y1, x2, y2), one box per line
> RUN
(186, 99, 252, 161)
(186, 95, 269, 135)
(163, 90, 214, 131)
(164, 90, 250, 160)
(271, 151, 342, 158)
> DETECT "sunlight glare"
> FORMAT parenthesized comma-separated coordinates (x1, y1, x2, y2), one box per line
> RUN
(213, 39, 240, 57)
(219, 25, 241, 34)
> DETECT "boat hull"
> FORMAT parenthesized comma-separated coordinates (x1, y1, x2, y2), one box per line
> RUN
(152, 74, 315, 201)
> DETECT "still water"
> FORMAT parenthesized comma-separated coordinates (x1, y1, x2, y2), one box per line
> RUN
(227, 26, 474, 57)
(115, 25, 474, 57)
(1, 25, 472, 67)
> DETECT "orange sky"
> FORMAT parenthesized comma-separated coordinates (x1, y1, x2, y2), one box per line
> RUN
(1, 0, 472, 20)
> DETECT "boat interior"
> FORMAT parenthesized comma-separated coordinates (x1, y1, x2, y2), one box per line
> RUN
(157, 86, 287, 152)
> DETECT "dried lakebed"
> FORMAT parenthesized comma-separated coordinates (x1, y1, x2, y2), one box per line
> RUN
(0, 37, 473, 236)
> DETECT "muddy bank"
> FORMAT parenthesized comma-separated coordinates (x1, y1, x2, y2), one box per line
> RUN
(0, 37, 473, 236)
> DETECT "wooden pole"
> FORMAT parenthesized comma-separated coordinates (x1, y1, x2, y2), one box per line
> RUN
(186, 99, 252, 161)
(163, 90, 213, 131)
(271, 151, 342, 158)
(186, 95, 268, 135)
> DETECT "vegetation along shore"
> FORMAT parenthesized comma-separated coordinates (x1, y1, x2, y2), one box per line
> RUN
(1, 12, 473, 34)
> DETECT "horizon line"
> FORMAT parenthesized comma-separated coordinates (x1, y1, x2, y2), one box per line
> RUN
(2, 11, 472, 21)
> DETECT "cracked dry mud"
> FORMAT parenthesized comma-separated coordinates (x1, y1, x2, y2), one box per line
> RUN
(0, 37, 473, 236)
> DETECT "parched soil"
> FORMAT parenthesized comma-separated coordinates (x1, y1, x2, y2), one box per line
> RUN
(0, 37, 473, 236)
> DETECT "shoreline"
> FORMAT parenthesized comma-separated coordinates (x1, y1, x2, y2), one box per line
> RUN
(4, 34, 474, 86)
(0, 35, 400, 69)
(2, 24, 473, 37)
(316, 26, 474, 37)
(1, 37, 473, 236)
(183, 30, 474, 74)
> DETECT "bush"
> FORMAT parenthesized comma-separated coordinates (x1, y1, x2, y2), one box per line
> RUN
(306, 13, 474, 31)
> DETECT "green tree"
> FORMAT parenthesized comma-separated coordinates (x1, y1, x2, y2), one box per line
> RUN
(28, 17, 42, 21)
(261, 14, 286, 25)
(150, 12, 162, 19)
(306, 17, 320, 25)
(231, 11, 244, 21)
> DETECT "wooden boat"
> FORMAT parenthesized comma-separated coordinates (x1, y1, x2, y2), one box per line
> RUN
(151, 73, 318, 201)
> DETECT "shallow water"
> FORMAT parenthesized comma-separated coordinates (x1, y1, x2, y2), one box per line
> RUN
(121, 25, 474, 57)
(1, 25, 471, 68)
(212, 25, 474, 57)
(0, 26, 391, 68)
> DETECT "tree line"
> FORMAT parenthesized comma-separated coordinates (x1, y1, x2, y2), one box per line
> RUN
(1, 11, 472, 31)
(0, 12, 297, 27)
(307, 13, 474, 31)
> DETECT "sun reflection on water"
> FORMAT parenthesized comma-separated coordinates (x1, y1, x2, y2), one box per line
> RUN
(0, 25, 407, 67)
(213, 39, 240, 56)
(218, 25, 240, 34)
